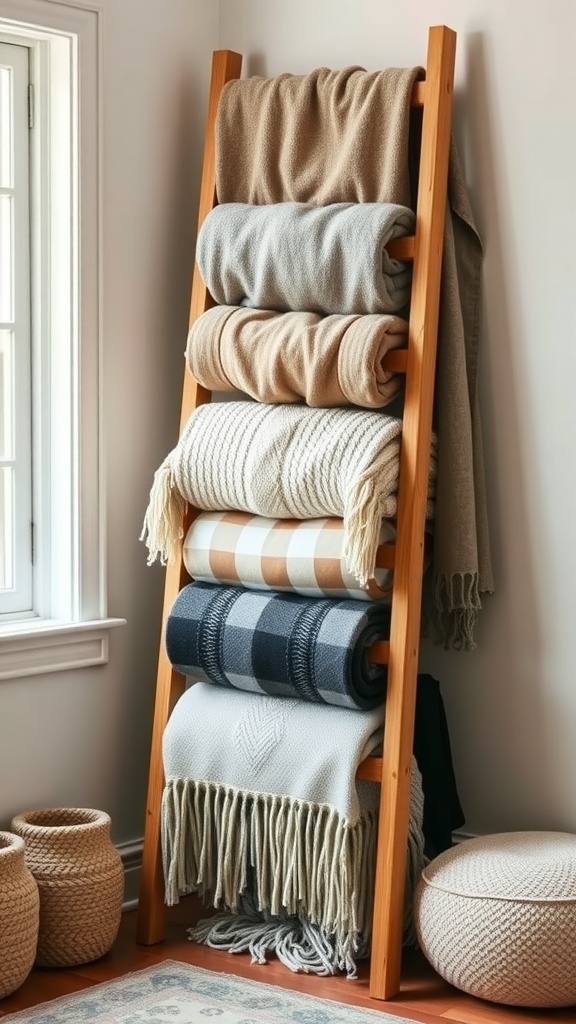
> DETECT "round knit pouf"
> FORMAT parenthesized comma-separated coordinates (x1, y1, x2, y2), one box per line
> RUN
(0, 832, 39, 998)
(414, 831, 576, 1008)
(11, 808, 123, 967)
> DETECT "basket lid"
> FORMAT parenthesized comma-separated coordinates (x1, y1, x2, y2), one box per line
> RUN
(422, 831, 576, 903)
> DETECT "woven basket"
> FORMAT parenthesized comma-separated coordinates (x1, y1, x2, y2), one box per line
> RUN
(414, 831, 576, 1008)
(0, 832, 39, 998)
(11, 808, 124, 968)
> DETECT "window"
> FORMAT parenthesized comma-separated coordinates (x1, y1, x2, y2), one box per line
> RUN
(0, 2, 124, 680)
(0, 41, 32, 616)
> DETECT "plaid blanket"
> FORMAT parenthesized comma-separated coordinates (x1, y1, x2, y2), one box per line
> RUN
(165, 581, 390, 709)
(183, 512, 395, 601)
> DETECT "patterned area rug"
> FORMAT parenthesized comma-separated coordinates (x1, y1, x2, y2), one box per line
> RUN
(4, 961, 421, 1022)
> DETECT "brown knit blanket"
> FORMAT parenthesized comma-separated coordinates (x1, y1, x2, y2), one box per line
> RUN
(215, 66, 493, 648)
(186, 305, 407, 409)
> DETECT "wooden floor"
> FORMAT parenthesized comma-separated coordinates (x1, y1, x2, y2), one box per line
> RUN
(1, 898, 575, 1023)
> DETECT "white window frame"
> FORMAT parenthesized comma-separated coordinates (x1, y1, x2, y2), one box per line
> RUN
(0, 40, 33, 614)
(0, 0, 124, 680)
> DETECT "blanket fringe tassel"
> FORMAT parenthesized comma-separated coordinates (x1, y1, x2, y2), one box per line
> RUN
(434, 570, 482, 651)
(140, 450, 187, 565)
(189, 901, 369, 979)
(343, 439, 435, 588)
(161, 772, 425, 978)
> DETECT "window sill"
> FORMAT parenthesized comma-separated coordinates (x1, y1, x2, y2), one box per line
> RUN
(0, 618, 126, 680)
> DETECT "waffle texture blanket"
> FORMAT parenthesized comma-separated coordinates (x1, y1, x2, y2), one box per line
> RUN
(166, 581, 390, 710)
(183, 512, 395, 601)
(141, 401, 437, 588)
(162, 681, 425, 976)
(186, 305, 407, 409)
(214, 65, 494, 648)
(196, 202, 415, 316)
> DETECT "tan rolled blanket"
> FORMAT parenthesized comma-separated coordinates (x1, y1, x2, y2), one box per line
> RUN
(183, 512, 395, 600)
(214, 65, 494, 649)
(141, 401, 437, 589)
(196, 201, 415, 315)
(186, 305, 407, 408)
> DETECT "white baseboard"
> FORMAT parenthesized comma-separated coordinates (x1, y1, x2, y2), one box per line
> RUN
(116, 830, 476, 914)
(117, 837, 143, 911)
(452, 829, 478, 844)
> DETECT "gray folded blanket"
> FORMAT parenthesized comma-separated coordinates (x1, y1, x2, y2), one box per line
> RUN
(186, 305, 406, 409)
(196, 201, 415, 315)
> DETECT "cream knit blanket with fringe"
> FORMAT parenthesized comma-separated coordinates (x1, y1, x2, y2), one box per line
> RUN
(141, 401, 437, 588)
(161, 682, 425, 977)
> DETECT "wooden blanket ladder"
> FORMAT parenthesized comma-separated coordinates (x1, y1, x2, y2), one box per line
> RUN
(136, 24, 456, 1002)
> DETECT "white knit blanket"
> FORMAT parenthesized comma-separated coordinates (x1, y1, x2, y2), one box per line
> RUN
(196, 201, 415, 315)
(164, 683, 384, 826)
(142, 401, 437, 586)
(162, 682, 425, 976)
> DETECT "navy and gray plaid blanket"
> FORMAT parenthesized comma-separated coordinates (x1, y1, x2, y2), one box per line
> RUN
(165, 581, 390, 710)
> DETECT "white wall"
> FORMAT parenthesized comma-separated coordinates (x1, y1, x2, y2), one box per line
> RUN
(2, 0, 575, 858)
(218, 0, 576, 836)
(0, 0, 218, 850)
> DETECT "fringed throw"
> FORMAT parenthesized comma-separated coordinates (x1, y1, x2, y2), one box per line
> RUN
(141, 401, 437, 581)
(183, 512, 395, 601)
(165, 581, 390, 710)
(196, 202, 415, 316)
(162, 682, 425, 978)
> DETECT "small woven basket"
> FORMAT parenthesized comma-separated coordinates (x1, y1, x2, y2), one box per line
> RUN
(11, 808, 124, 968)
(0, 832, 39, 998)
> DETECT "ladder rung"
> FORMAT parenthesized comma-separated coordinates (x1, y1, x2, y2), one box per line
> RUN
(411, 80, 425, 107)
(387, 235, 415, 260)
(369, 640, 390, 664)
(356, 755, 383, 782)
(381, 349, 408, 374)
(375, 543, 395, 570)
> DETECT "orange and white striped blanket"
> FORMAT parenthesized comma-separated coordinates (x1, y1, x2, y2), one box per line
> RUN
(183, 512, 395, 601)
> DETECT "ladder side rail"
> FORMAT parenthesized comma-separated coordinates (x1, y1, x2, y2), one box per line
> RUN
(369, 24, 456, 999)
(136, 49, 242, 946)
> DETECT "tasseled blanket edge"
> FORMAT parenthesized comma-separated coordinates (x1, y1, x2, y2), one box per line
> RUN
(161, 779, 377, 943)
(140, 450, 187, 565)
(433, 570, 486, 652)
(161, 773, 425, 978)
(189, 905, 369, 980)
